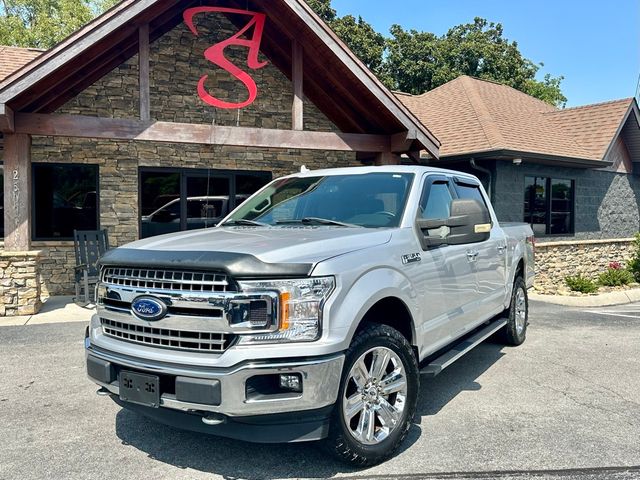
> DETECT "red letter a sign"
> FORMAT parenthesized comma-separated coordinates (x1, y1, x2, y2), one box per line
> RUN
(184, 7, 268, 109)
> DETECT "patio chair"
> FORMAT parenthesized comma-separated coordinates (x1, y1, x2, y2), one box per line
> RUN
(73, 229, 110, 306)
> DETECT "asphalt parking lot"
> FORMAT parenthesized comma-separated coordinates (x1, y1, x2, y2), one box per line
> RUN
(0, 301, 639, 480)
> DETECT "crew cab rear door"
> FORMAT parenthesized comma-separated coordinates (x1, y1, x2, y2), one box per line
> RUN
(452, 177, 508, 325)
(414, 175, 478, 351)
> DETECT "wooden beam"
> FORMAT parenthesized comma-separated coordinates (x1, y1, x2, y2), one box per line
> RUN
(3, 134, 32, 251)
(14, 113, 392, 152)
(0, 104, 15, 133)
(291, 40, 304, 131)
(139, 24, 151, 122)
(391, 130, 418, 152)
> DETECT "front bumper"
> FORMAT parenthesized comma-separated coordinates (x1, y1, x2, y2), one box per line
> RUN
(85, 334, 344, 440)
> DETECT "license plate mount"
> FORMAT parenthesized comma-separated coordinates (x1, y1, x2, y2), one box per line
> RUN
(119, 370, 160, 408)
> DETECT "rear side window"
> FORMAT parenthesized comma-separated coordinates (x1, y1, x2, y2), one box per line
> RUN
(421, 181, 453, 220)
(454, 182, 487, 208)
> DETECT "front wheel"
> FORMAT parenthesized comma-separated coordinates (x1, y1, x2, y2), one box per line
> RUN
(323, 323, 419, 466)
(502, 276, 529, 346)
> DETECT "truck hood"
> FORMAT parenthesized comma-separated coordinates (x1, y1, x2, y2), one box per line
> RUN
(123, 226, 392, 265)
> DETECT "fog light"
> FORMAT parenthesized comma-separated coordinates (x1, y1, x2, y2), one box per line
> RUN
(279, 373, 302, 393)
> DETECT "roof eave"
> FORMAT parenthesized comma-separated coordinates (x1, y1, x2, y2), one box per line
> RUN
(429, 149, 613, 169)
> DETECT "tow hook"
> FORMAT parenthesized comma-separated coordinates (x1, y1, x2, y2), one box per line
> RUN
(202, 414, 226, 426)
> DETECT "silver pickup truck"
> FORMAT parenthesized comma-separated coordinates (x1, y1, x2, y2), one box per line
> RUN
(86, 165, 534, 466)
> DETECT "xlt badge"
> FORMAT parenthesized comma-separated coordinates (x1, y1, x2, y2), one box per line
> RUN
(402, 253, 422, 265)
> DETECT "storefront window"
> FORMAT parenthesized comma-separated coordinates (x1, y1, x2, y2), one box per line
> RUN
(524, 176, 574, 235)
(32, 163, 99, 240)
(139, 168, 271, 239)
(140, 171, 181, 238)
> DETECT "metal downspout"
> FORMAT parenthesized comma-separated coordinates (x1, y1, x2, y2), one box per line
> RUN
(470, 158, 492, 201)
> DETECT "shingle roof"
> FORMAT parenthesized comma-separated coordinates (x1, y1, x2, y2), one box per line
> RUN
(0, 46, 44, 82)
(544, 99, 633, 160)
(397, 75, 634, 162)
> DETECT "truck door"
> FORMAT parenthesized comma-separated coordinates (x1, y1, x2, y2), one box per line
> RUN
(415, 175, 478, 352)
(452, 177, 508, 325)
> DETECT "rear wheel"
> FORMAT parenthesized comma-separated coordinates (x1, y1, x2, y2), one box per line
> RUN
(323, 323, 419, 466)
(502, 276, 528, 346)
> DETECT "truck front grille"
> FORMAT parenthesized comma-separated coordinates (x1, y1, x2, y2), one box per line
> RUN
(101, 267, 234, 292)
(101, 318, 235, 353)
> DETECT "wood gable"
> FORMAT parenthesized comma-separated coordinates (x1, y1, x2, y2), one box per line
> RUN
(0, 0, 439, 159)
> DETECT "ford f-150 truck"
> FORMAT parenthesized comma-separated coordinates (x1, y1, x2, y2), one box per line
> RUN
(86, 165, 535, 466)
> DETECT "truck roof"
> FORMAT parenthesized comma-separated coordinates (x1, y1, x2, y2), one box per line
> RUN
(287, 165, 480, 181)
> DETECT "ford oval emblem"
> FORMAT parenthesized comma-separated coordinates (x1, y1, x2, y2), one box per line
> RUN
(131, 296, 168, 322)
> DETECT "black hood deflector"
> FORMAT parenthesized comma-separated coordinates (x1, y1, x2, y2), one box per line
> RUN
(98, 249, 314, 279)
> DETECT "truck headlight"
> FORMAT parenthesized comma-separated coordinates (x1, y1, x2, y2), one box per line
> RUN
(236, 277, 335, 344)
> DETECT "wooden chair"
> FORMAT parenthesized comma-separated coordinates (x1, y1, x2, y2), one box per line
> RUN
(73, 229, 110, 306)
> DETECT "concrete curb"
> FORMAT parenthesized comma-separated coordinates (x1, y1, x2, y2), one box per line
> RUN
(530, 288, 640, 307)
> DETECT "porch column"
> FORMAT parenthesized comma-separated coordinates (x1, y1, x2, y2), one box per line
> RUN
(3, 133, 32, 251)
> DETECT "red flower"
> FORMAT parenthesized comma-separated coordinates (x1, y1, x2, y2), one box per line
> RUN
(609, 261, 623, 270)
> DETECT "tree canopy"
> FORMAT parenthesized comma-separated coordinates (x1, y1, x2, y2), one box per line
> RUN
(308, 1, 566, 106)
(0, 0, 118, 49)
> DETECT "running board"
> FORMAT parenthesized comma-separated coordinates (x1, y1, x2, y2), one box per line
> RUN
(420, 317, 508, 377)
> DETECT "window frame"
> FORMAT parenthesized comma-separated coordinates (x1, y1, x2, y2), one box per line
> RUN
(138, 167, 272, 239)
(523, 176, 575, 236)
(31, 162, 100, 242)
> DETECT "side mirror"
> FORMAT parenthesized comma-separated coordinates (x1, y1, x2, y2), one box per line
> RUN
(417, 199, 491, 248)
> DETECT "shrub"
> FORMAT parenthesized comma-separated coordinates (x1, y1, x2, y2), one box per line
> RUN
(598, 267, 635, 287)
(565, 274, 599, 294)
(628, 233, 640, 282)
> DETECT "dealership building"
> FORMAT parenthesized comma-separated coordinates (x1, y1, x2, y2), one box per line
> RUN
(0, 0, 639, 315)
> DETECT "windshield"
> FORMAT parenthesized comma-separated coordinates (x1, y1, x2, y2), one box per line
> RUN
(224, 172, 414, 228)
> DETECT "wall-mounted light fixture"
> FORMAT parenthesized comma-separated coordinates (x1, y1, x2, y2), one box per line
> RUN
(513, 158, 523, 165)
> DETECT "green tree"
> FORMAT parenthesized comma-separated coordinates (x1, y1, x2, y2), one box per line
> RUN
(0, 0, 118, 49)
(385, 18, 566, 106)
(306, 0, 388, 82)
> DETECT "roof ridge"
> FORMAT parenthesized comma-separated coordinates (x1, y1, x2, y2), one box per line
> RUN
(459, 75, 504, 150)
(547, 97, 633, 113)
(461, 75, 558, 112)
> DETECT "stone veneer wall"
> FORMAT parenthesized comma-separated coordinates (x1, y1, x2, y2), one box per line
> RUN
(0, 251, 42, 315)
(533, 238, 636, 294)
(0, 14, 359, 299)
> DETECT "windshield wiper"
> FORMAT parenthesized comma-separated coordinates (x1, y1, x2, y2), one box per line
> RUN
(276, 217, 357, 227)
(222, 219, 269, 227)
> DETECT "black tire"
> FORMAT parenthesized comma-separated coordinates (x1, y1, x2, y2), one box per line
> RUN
(322, 323, 419, 467)
(502, 276, 528, 346)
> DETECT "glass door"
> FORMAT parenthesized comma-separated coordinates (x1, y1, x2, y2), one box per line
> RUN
(184, 173, 232, 230)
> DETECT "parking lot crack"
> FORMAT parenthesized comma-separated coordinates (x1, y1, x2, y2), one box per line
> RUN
(522, 375, 639, 428)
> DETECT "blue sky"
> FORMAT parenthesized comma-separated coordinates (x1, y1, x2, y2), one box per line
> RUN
(331, 0, 639, 107)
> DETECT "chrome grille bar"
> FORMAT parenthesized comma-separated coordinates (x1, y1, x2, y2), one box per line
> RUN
(101, 318, 235, 353)
(101, 267, 233, 292)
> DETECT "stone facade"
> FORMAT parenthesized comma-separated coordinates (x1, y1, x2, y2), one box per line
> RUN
(491, 162, 640, 240)
(533, 238, 636, 293)
(1, 14, 358, 300)
(0, 251, 42, 315)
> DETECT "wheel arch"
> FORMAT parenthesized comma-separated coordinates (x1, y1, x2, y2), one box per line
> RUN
(354, 296, 416, 346)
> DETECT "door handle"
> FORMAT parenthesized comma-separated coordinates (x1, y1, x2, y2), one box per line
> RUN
(466, 251, 479, 262)
(497, 244, 507, 255)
